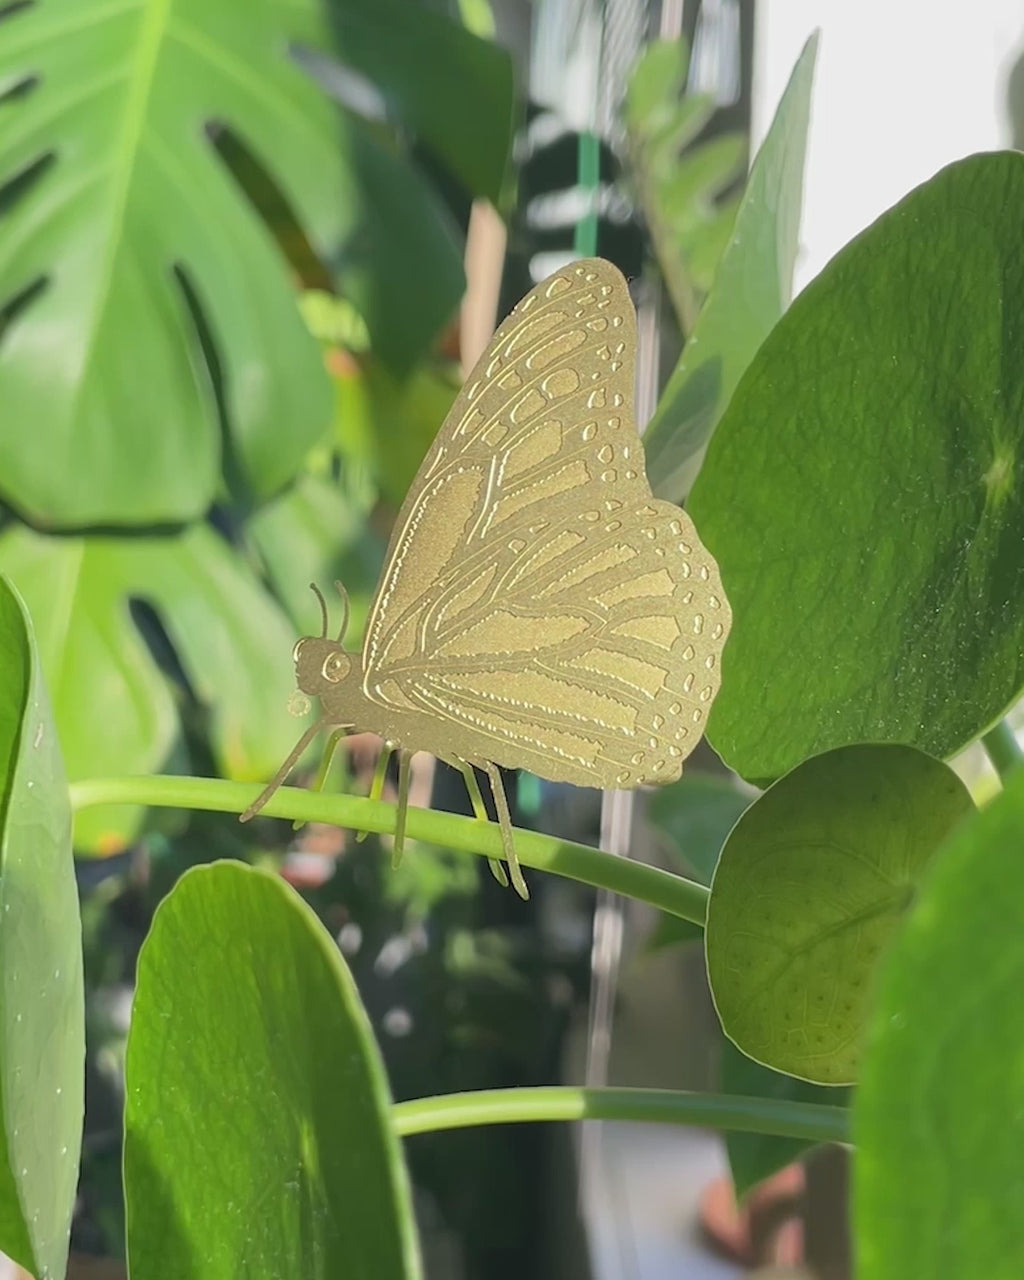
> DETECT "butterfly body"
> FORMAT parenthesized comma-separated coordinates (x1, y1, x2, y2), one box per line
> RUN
(243, 259, 731, 897)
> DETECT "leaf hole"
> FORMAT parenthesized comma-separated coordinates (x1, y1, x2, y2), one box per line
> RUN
(128, 596, 196, 703)
(0, 273, 47, 351)
(208, 125, 331, 290)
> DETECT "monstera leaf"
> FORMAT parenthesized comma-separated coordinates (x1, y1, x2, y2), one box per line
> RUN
(0, 523, 304, 852)
(0, 0, 513, 528)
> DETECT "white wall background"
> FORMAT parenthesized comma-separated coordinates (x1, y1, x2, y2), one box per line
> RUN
(753, 0, 1024, 291)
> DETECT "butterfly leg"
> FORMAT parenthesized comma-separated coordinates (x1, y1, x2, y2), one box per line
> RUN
(356, 741, 395, 843)
(454, 758, 509, 889)
(239, 721, 328, 823)
(291, 727, 348, 831)
(392, 748, 412, 869)
(484, 761, 529, 900)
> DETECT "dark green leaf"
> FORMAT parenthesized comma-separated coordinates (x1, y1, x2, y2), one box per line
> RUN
(646, 911, 703, 952)
(855, 763, 1024, 1280)
(688, 151, 1024, 781)
(316, 0, 515, 204)
(646, 34, 817, 500)
(0, 0, 470, 526)
(721, 1040, 850, 1200)
(645, 774, 750, 952)
(706, 745, 973, 1083)
(0, 524, 305, 852)
(338, 123, 466, 374)
(0, 578, 83, 1280)
(125, 861, 422, 1279)
(649, 772, 751, 884)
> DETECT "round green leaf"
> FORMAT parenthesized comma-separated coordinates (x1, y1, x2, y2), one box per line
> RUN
(706, 745, 973, 1084)
(125, 861, 422, 1280)
(0, 579, 83, 1280)
(855, 763, 1024, 1280)
(688, 151, 1024, 782)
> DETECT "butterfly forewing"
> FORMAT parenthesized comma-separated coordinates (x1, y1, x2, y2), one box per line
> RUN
(361, 258, 730, 787)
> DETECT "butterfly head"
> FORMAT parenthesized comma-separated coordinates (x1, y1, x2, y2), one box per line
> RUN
(292, 582, 352, 700)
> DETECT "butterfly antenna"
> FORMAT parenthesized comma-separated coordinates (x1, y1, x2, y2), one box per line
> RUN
(334, 580, 350, 643)
(309, 582, 329, 638)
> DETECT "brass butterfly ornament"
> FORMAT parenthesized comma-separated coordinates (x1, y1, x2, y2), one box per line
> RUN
(241, 259, 731, 898)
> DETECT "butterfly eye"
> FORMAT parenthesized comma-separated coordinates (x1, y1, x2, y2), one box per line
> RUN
(321, 652, 345, 683)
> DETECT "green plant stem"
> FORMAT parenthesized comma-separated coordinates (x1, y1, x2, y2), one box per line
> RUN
(69, 776, 710, 926)
(392, 1086, 849, 1145)
(981, 719, 1024, 781)
(574, 131, 600, 258)
(627, 127, 700, 335)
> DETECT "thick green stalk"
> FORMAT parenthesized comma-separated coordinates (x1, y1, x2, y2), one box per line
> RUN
(981, 719, 1024, 781)
(392, 1086, 849, 1145)
(574, 131, 601, 258)
(69, 776, 710, 925)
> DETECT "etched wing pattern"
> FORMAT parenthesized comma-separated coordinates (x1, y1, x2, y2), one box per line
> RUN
(360, 259, 730, 788)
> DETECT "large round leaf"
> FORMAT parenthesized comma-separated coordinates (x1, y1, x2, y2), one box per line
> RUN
(0, 0, 512, 526)
(125, 861, 422, 1280)
(688, 151, 1024, 783)
(0, 579, 83, 1280)
(0, 523, 306, 851)
(855, 763, 1024, 1280)
(706, 745, 973, 1084)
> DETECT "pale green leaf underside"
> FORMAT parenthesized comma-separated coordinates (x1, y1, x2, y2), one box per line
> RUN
(706, 745, 973, 1084)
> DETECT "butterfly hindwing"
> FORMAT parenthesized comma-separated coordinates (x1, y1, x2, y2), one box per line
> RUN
(360, 259, 730, 788)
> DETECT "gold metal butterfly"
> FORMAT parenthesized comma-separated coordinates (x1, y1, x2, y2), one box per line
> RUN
(241, 258, 731, 898)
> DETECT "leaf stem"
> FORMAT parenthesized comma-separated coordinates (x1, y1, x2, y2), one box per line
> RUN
(981, 719, 1024, 781)
(69, 776, 710, 926)
(392, 1085, 849, 1145)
